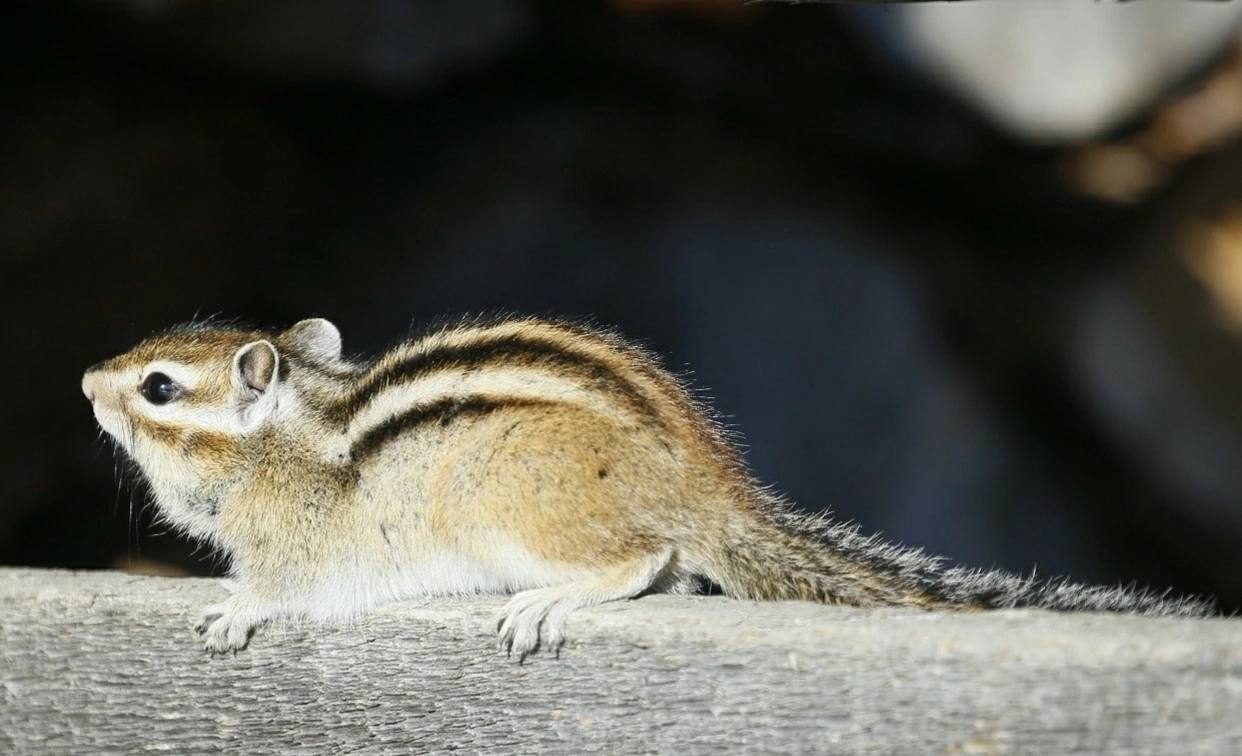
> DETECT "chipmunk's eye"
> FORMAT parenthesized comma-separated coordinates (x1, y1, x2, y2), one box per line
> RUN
(140, 372, 180, 405)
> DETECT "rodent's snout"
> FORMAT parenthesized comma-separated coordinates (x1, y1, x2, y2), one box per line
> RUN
(81, 372, 99, 404)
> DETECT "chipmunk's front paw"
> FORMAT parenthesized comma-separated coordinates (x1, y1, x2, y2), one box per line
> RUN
(194, 593, 270, 656)
(496, 587, 570, 663)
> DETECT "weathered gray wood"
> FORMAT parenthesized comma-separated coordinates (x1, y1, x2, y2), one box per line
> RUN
(1, 568, 1239, 755)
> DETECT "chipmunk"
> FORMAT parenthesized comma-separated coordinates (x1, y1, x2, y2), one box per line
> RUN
(82, 316, 1212, 659)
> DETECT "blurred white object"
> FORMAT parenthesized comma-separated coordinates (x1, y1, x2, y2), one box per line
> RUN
(894, 1, 1242, 143)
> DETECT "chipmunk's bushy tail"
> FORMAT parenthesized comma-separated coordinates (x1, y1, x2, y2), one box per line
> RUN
(705, 497, 1215, 618)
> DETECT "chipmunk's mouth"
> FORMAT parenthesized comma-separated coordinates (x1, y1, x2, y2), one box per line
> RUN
(83, 371, 130, 447)
(90, 406, 131, 451)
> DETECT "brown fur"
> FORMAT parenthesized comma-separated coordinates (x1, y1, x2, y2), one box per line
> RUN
(83, 315, 1209, 659)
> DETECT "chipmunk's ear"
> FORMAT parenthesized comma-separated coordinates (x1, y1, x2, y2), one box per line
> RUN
(283, 318, 342, 363)
(232, 340, 279, 396)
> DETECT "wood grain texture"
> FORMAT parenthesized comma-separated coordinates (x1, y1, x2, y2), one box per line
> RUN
(1, 568, 1239, 754)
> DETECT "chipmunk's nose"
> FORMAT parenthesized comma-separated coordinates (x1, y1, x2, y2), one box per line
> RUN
(82, 372, 99, 404)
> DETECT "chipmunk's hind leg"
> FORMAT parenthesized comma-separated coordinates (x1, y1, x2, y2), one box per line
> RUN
(496, 546, 673, 662)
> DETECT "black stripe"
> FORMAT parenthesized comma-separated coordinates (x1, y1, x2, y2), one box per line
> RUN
(280, 347, 343, 381)
(330, 334, 661, 427)
(349, 396, 555, 461)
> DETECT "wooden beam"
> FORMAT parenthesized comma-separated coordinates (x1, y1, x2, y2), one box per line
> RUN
(2, 568, 1239, 753)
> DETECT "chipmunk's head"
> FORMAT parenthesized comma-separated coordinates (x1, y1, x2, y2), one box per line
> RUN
(82, 317, 345, 539)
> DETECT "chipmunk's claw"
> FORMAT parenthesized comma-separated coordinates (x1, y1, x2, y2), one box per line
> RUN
(195, 592, 269, 656)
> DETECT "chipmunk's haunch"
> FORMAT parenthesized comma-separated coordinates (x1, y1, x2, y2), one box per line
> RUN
(83, 316, 1212, 657)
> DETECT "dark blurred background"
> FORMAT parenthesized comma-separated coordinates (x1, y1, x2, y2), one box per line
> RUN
(7, 0, 1242, 612)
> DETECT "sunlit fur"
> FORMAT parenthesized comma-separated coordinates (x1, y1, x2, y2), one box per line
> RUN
(82, 316, 1215, 659)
